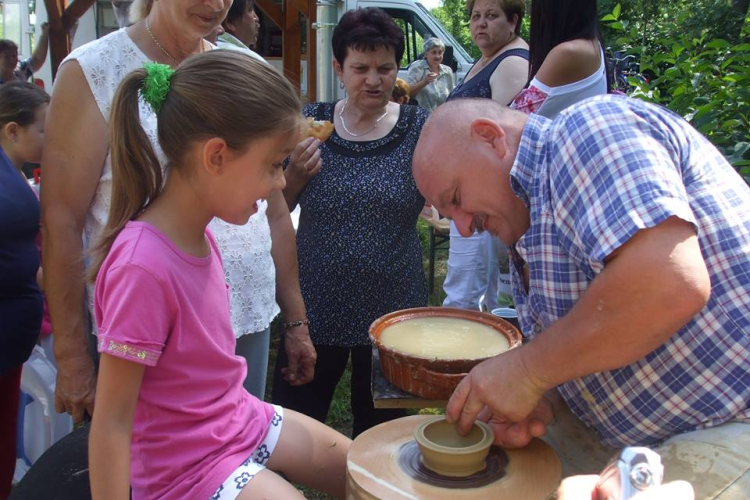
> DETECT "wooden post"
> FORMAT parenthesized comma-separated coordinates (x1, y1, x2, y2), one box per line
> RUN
(283, 3, 302, 93)
(307, 0, 317, 101)
(43, 0, 97, 79)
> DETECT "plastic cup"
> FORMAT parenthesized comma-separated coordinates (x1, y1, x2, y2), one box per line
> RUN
(491, 307, 520, 332)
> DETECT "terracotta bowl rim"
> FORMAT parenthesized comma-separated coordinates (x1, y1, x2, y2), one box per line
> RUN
(369, 306, 523, 362)
(414, 417, 494, 456)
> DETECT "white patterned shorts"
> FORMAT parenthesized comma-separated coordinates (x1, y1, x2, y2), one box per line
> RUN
(208, 405, 285, 500)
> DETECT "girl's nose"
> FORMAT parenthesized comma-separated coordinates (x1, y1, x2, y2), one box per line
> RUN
(274, 167, 287, 191)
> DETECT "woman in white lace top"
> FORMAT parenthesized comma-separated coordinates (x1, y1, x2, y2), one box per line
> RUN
(41, 0, 315, 422)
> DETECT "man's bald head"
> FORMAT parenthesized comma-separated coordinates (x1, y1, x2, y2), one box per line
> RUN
(414, 99, 522, 184)
(412, 99, 530, 243)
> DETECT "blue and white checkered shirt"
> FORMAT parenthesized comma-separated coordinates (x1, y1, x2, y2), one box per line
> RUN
(509, 95, 750, 448)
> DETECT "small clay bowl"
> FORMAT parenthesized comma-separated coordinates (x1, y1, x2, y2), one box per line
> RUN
(414, 417, 495, 477)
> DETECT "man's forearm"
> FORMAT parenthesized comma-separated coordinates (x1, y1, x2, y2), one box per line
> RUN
(520, 219, 710, 392)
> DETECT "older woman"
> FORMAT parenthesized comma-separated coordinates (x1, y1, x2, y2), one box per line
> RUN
(406, 37, 454, 111)
(441, 0, 529, 312)
(41, 0, 314, 422)
(272, 7, 429, 437)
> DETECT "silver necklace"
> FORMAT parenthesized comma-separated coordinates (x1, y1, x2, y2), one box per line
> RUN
(146, 19, 204, 65)
(338, 99, 389, 137)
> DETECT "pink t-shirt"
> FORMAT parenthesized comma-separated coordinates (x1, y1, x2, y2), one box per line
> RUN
(95, 221, 275, 500)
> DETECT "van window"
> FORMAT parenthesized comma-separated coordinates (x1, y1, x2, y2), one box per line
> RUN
(383, 8, 434, 69)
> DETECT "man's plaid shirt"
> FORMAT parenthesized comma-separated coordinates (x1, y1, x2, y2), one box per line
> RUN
(509, 95, 750, 447)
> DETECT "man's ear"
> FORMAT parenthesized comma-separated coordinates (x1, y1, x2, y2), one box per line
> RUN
(201, 137, 229, 176)
(223, 19, 236, 34)
(2, 122, 19, 142)
(469, 118, 508, 160)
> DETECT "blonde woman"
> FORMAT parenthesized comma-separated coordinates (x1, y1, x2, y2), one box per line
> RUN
(42, 0, 313, 424)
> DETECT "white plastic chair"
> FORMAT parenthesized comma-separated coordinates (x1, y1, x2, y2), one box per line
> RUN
(14, 345, 73, 482)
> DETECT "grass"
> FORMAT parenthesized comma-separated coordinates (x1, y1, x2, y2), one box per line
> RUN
(264, 219, 448, 498)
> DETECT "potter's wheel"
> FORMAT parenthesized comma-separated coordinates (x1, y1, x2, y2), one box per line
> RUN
(346, 415, 561, 500)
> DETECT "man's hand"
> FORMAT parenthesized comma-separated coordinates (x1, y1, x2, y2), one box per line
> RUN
(446, 347, 548, 442)
(281, 325, 317, 386)
(477, 392, 554, 447)
(55, 353, 96, 423)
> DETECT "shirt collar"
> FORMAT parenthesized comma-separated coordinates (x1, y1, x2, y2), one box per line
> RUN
(218, 32, 246, 49)
(509, 113, 551, 210)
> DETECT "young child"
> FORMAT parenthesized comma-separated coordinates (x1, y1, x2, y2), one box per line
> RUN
(0, 82, 54, 349)
(87, 51, 350, 500)
(0, 80, 49, 500)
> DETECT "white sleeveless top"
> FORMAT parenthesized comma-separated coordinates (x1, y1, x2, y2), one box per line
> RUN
(67, 28, 278, 337)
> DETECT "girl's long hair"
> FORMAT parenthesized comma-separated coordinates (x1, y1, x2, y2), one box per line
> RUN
(88, 50, 302, 282)
(528, 0, 612, 91)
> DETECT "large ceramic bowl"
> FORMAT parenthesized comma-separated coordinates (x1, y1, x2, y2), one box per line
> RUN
(414, 417, 495, 477)
(369, 307, 522, 399)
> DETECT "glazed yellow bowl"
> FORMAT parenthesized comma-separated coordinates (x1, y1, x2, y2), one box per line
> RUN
(414, 417, 495, 477)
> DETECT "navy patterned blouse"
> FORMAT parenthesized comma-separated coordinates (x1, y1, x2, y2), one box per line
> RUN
(447, 48, 529, 103)
(296, 102, 429, 347)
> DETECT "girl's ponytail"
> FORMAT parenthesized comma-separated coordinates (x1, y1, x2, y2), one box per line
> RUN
(89, 51, 302, 282)
(87, 68, 163, 282)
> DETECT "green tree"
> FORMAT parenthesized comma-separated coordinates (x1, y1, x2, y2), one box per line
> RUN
(603, 4, 750, 183)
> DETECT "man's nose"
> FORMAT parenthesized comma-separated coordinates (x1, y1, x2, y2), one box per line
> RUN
(452, 211, 475, 237)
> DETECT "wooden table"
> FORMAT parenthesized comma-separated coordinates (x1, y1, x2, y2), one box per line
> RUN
(371, 347, 447, 409)
(419, 211, 451, 297)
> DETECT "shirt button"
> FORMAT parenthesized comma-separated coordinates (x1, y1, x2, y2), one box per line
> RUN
(533, 324, 543, 334)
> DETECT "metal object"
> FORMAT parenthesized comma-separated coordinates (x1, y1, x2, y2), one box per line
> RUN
(596, 447, 663, 499)
(315, 0, 340, 102)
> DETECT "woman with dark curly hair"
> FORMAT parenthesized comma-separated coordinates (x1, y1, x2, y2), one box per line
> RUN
(272, 7, 429, 437)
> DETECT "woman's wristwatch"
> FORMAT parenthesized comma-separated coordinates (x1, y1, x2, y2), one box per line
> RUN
(282, 319, 310, 330)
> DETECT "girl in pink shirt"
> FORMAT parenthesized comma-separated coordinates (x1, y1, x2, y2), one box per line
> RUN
(87, 51, 350, 500)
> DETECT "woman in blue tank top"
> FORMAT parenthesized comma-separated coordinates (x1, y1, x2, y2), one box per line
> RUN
(442, 0, 529, 312)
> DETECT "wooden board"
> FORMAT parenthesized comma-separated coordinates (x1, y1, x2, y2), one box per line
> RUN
(347, 415, 561, 500)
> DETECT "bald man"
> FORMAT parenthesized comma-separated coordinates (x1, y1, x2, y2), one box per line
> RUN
(413, 96, 750, 499)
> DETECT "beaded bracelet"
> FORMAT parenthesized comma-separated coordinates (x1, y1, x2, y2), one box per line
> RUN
(282, 319, 310, 330)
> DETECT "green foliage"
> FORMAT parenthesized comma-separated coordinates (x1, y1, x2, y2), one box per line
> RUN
(603, 4, 750, 183)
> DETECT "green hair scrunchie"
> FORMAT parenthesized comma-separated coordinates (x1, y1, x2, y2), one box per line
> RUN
(141, 62, 174, 114)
